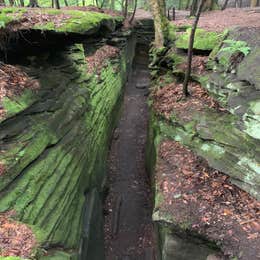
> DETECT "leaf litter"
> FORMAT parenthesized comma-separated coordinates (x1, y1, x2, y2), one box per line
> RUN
(0, 211, 36, 257)
(0, 63, 40, 119)
(156, 140, 260, 259)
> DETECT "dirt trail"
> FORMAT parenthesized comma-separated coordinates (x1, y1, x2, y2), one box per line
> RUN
(104, 45, 156, 260)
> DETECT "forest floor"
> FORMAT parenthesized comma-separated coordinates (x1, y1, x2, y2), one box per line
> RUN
(173, 8, 260, 31)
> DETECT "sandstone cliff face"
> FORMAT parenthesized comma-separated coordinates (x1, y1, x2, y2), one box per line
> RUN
(148, 26, 260, 260)
(0, 12, 136, 257)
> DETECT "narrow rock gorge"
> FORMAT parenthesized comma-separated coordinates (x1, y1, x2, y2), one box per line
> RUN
(0, 6, 259, 260)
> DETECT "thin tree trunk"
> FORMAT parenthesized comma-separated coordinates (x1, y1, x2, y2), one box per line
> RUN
(27, 0, 39, 7)
(9, 0, 14, 5)
(64, 0, 68, 6)
(110, 0, 115, 9)
(101, 0, 105, 7)
(183, 0, 205, 96)
(150, 0, 168, 47)
(185, 0, 191, 9)
(190, 0, 198, 16)
(250, 0, 257, 7)
(129, 0, 137, 23)
(20, 0, 24, 6)
(124, 0, 128, 18)
(54, 0, 60, 8)
(221, 0, 229, 9)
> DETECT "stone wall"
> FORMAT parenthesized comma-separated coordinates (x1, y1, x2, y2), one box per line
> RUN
(0, 32, 136, 259)
(147, 26, 260, 260)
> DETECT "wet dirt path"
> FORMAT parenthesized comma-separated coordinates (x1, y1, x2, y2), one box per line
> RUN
(104, 44, 156, 260)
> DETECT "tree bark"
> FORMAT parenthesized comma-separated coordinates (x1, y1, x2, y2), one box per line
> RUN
(124, 0, 128, 18)
(27, 0, 39, 7)
(64, 0, 69, 6)
(183, 0, 205, 96)
(190, 0, 198, 16)
(250, 0, 257, 7)
(54, 0, 60, 8)
(149, 0, 168, 47)
(110, 0, 115, 10)
(221, 0, 229, 10)
(129, 0, 137, 23)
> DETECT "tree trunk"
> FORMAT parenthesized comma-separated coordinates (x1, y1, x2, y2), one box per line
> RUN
(185, 0, 191, 9)
(221, 0, 229, 10)
(64, 0, 69, 6)
(9, 0, 14, 5)
(20, 0, 24, 6)
(54, 0, 60, 8)
(183, 0, 205, 96)
(149, 0, 168, 47)
(250, 0, 257, 7)
(124, 0, 128, 18)
(190, 0, 198, 16)
(27, 0, 39, 7)
(129, 0, 137, 23)
(110, 0, 115, 10)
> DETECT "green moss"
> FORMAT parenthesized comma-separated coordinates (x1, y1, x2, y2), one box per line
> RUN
(34, 10, 115, 33)
(1, 89, 37, 122)
(0, 39, 134, 258)
(168, 23, 176, 42)
(0, 7, 121, 34)
(0, 257, 29, 260)
(207, 29, 229, 69)
(175, 28, 223, 51)
(39, 251, 72, 260)
(0, 7, 27, 27)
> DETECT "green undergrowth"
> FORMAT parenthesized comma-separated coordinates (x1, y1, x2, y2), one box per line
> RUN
(0, 7, 26, 27)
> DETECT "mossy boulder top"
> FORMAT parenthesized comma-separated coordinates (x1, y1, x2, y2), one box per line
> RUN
(0, 7, 123, 34)
(175, 28, 223, 51)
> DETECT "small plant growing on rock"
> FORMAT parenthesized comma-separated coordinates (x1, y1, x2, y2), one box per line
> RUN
(220, 39, 251, 56)
(218, 40, 251, 72)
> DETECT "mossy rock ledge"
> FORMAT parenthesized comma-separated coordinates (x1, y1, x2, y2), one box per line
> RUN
(0, 31, 136, 258)
(206, 27, 260, 140)
(175, 28, 223, 51)
(148, 107, 260, 259)
(148, 25, 260, 260)
(0, 7, 122, 35)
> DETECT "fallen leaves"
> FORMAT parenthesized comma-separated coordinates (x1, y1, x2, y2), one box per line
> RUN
(0, 162, 5, 176)
(156, 140, 260, 259)
(177, 55, 208, 75)
(0, 63, 39, 118)
(4, 9, 71, 31)
(86, 45, 120, 74)
(0, 211, 36, 257)
(173, 8, 260, 32)
(151, 80, 224, 121)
